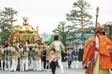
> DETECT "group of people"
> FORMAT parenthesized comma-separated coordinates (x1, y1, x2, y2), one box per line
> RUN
(1, 22, 112, 74)
(0, 43, 49, 72)
(0, 35, 65, 74)
(64, 46, 80, 69)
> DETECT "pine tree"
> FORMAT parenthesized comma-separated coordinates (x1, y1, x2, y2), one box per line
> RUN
(0, 7, 18, 44)
(66, 0, 92, 44)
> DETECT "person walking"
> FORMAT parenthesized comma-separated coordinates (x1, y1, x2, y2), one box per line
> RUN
(33, 45, 42, 71)
(49, 35, 65, 74)
(21, 45, 29, 71)
(6, 44, 12, 71)
(0, 45, 4, 70)
(4, 44, 9, 71)
(46, 45, 51, 71)
(49, 49, 57, 74)
(41, 47, 47, 70)
(83, 23, 112, 74)
(10, 44, 18, 72)
(18, 44, 23, 71)
(64, 48, 72, 68)
(28, 47, 34, 69)
(71, 46, 79, 69)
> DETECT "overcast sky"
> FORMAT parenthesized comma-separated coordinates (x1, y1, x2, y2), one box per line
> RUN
(0, 0, 112, 34)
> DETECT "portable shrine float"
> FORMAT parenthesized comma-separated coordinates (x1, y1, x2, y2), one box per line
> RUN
(7, 17, 45, 46)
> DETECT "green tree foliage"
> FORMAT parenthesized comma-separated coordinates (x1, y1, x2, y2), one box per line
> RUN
(66, 0, 92, 44)
(0, 7, 18, 44)
(52, 21, 74, 46)
(66, 0, 92, 25)
(77, 26, 94, 34)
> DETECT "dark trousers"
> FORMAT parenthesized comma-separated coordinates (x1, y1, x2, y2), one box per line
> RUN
(51, 61, 56, 74)
(0, 60, 1, 67)
(46, 60, 51, 69)
(68, 61, 72, 68)
(42, 60, 46, 69)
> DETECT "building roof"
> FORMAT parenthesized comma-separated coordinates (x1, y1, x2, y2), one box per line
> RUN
(40, 33, 93, 44)
(73, 34, 93, 44)
(74, 34, 93, 39)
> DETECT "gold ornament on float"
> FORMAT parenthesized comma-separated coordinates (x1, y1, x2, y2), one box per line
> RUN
(6, 17, 46, 47)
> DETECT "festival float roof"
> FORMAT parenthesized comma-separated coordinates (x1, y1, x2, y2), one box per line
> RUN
(7, 17, 45, 46)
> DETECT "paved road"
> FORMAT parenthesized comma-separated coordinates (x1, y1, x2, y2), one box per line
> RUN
(0, 62, 85, 74)
(0, 68, 85, 74)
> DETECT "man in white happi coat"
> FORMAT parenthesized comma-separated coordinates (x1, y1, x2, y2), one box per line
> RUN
(33, 45, 42, 71)
(0, 45, 4, 70)
(49, 35, 65, 74)
(28, 47, 34, 69)
(10, 45, 18, 71)
(4, 44, 12, 71)
(21, 45, 29, 71)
